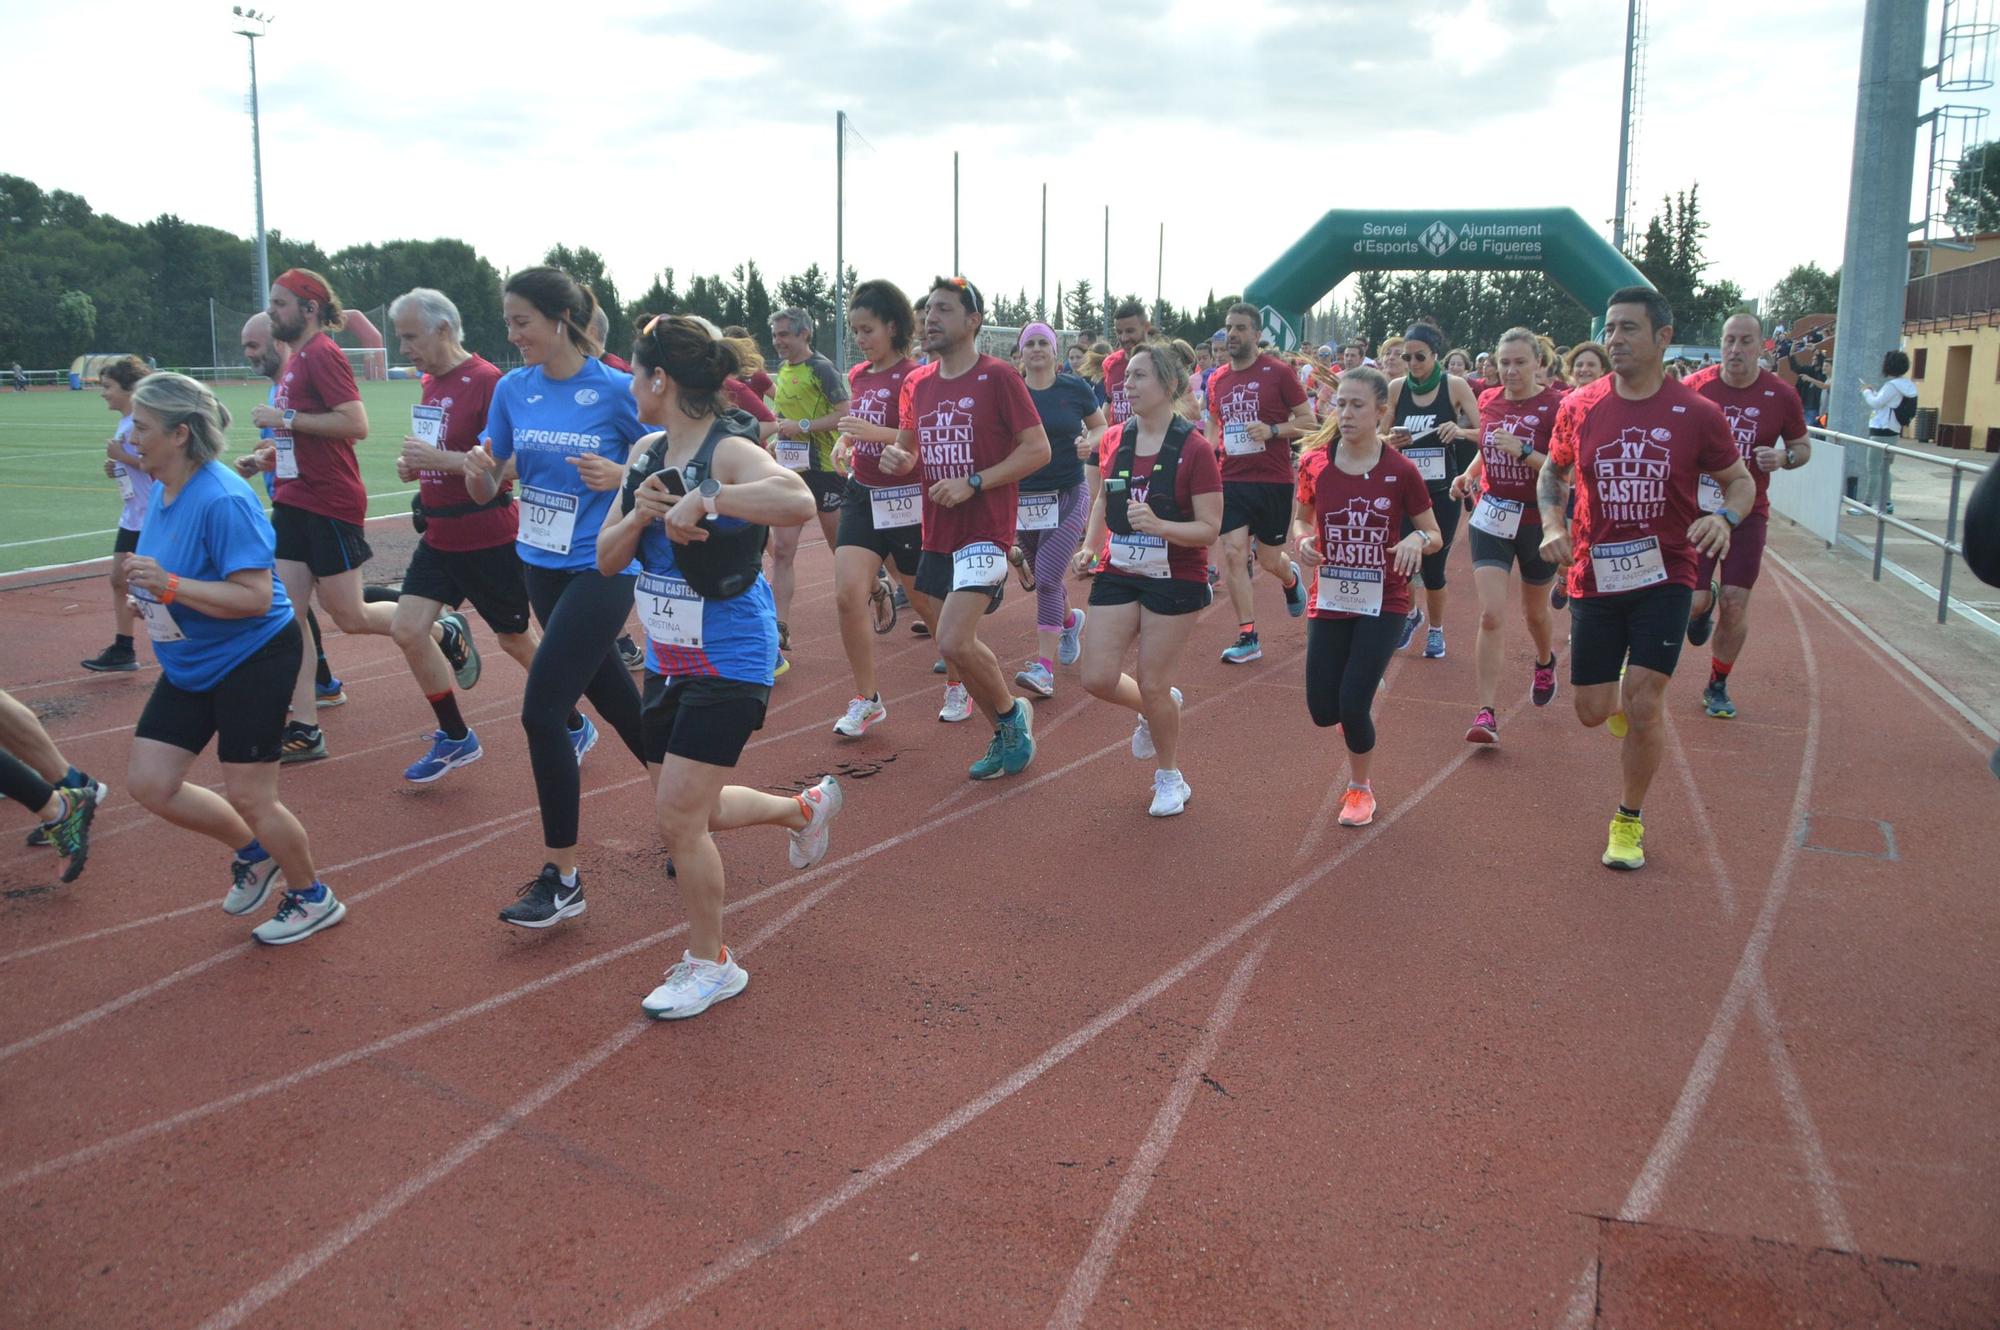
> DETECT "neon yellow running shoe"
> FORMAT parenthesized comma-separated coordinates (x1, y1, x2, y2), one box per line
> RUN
(1607, 711, 1628, 739)
(1603, 812, 1646, 870)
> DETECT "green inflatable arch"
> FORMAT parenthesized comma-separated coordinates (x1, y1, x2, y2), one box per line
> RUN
(1243, 208, 1648, 348)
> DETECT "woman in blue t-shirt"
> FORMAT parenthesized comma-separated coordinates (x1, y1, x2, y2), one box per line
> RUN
(119, 374, 343, 945)
(1009, 323, 1105, 699)
(594, 314, 839, 1021)
(464, 267, 652, 928)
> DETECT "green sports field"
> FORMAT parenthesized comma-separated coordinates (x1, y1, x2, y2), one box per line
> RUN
(0, 379, 424, 574)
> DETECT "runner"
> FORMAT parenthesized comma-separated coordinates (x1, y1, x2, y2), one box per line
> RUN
(1294, 366, 1442, 828)
(1011, 320, 1104, 698)
(1207, 301, 1313, 664)
(1379, 336, 1408, 380)
(1537, 287, 1753, 871)
(879, 276, 1052, 779)
(596, 313, 840, 1019)
(120, 374, 344, 943)
(1682, 313, 1811, 720)
(3, 687, 105, 870)
(1449, 328, 1563, 744)
(387, 287, 539, 782)
(1098, 300, 1153, 429)
(766, 306, 851, 675)
(1074, 341, 1223, 816)
(464, 265, 652, 926)
(1385, 320, 1483, 660)
(81, 356, 152, 673)
(826, 278, 927, 737)
(1564, 341, 1610, 389)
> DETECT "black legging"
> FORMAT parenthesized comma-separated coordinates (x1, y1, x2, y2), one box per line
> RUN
(521, 565, 647, 849)
(1, 749, 54, 813)
(1405, 492, 1460, 592)
(1305, 613, 1403, 754)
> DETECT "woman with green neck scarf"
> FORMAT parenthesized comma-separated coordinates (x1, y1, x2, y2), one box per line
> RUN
(1383, 320, 1483, 660)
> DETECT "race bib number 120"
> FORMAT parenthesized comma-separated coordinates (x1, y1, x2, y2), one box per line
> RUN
(870, 483, 921, 529)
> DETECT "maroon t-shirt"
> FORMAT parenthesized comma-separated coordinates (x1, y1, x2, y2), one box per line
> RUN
(845, 357, 917, 488)
(1101, 348, 1131, 425)
(1683, 366, 1807, 519)
(906, 354, 1042, 554)
(601, 350, 633, 373)
(1475, 384, 1564, 522)
(724, 378, 776, 424)
(272, 331, 367, 524)
(1548, 375, 1740, 598)
(1207, 353, 1308, 485)
(1297, 445, 1432, 620)
(1093, 422, 1224, 584)
(417, 355, 514, 553)
(745, 370, 774, 401)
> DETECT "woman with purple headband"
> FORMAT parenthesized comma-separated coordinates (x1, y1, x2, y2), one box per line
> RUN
(1007, 322, 1105, 698)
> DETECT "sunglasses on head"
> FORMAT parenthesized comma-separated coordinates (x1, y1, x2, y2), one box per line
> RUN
(937, 276, 982, 314)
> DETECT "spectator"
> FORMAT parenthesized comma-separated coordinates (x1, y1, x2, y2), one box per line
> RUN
(10, 362, 26, 392)
(1788, 347, 1828, 420)
(1859, 350, 1918, 513)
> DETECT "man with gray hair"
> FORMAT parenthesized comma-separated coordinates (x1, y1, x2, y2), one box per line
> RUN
(766, 305, 850, 674)
(588, 305, 632, 373)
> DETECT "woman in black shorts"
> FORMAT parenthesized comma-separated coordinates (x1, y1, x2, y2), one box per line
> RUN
(1383, 321, 1482, 660)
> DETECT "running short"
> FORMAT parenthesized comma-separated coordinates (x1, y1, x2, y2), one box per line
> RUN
(803, 470, 845, 514)
(1220, 481, 1294, 546)
(272, 503, 373, 578)
(1087, 570, 1212, 617)
(914, 550, 1006, 608)
(835, 479, 922, 575)
(1569, 583, 1695, 687)
(113, 527, 140, 555)
(641, 673, 769, 768)
(1468, 523, 1557, 585)
(400, 539, 532, 635)
(135, 618, 302, 764)
(1694, 510, 1768, 591)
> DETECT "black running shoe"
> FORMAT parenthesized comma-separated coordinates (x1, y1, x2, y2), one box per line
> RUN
(499, 863, 586, 928)
(616, 634, 644, 670)
(81, 642, 139, 673)
(1686, 576, 1720, 647)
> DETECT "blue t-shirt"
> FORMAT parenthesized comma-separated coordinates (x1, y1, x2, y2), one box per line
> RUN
(259, 383, 278, 499)
(483, 359, 649, 572)
(1021, 372, 1099, 493)
(136, 461, 295, 692)
(636, 518, 777, 687)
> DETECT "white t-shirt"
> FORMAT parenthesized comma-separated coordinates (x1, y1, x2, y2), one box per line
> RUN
(1865, 376, 1917, 433)
(111, 415, 148, 532)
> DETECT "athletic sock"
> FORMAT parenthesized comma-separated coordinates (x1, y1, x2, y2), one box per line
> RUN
(1348, 780, 1370, 792)
(1281, 566, 1298, 589)
(1618, 804, 1642, 820)
(296, 881, 327, 903)
(41, 789, 73, 824)
(1710, 658, 1735, 685)
(315, 657, 334, 688)
(426, 691, 469, 742)
(114, 633, 133, 650)
(1036, 656, 1054, 674)
(237, 839, 268, 864)
(1240, 621, 1256, 638)
(1537, 654, 1556, 669)
(997, 702, 1020, 725)
(558, 868, 578, 888)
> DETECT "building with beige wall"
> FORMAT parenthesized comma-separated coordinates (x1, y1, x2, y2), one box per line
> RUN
(1903, 235, 2000, 452)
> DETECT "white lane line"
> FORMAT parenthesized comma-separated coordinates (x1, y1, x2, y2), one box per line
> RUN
(1045, 938, 1271, 1330)
(1664, 713, 1737, 919)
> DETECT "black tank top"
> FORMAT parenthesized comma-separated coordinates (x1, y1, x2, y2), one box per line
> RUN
(1392, 376, 1472, 492)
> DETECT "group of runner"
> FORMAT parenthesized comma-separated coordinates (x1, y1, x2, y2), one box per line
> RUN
(6, 266, 1811, 1017)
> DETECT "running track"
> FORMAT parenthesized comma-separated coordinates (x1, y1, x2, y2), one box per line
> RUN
(1, 529, 1995, 1328)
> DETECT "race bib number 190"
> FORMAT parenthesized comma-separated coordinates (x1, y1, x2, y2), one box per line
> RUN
(411, 404, 445, 445)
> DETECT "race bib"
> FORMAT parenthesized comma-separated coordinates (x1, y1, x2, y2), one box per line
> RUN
(952, 541, 1008, 591)
(1590, 536, 1668, 593)
(519, 485, 579, 555)
(273, 431, 298, 480)
(1017, 491, 1059, 531)
(1108, 531, 1170, 579)
(1698, 473, 1725, 514)
(1316, 564, 1384, 617)
(1223, 422, 1261, 457)
(870, 483, 921, 529)
(775, 437, 810, 471)
(635, 571, 702, 650)
(131, 587, 184, 642)
(1469, 494, 1524, 540)
(115, 465, 136, 503)
(411, 404, 445, 445)
(1406, 447, 1448, 483)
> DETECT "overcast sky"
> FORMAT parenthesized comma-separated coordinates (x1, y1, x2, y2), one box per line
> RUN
(5, 0, 1990, 321)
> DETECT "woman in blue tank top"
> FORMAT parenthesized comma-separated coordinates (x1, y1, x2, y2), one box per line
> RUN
(593, 314, 843, 1022)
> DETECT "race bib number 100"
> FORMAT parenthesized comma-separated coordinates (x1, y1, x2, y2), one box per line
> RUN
(1469, 494, 1524, 540)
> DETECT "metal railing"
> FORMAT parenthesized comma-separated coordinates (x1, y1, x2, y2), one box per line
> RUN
(1816, 425, 1991, 624)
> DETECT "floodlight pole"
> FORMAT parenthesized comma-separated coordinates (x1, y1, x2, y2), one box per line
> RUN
(234, 10, 273, 307)
(835, 110, 847, 371)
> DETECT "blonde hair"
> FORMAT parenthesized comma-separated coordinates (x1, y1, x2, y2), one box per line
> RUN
(1300, 365, 1389, 455)
(132, 372, 233, 464)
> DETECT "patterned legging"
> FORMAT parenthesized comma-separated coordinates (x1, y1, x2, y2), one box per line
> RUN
(1015, 484, 1090, 631)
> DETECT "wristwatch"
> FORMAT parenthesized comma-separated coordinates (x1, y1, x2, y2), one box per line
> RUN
(1520, 437, 1534, 460)
(281, 409, 296, 428)
(698, 477, 721, 517)
(1719, 507, 1741, 529)
(796, 418, 811, 435)
(966, 472, 985, 493)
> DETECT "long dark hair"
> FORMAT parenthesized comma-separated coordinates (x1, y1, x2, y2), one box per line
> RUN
(505, 266, 602, 357)
(848, 279, 915, 356)
(633, 315, 740, 420)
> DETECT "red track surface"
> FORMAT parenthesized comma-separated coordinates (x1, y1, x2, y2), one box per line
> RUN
(2, 530, 1995, 1328)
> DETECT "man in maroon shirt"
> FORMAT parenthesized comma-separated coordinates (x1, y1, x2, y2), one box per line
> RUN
(1538, 287, 1754, 871)
(880, 276, 1051, 780)
(1680, 312, 1811, 721)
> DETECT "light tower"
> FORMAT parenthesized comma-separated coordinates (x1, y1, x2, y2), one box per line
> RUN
(232, 7, 274, 307)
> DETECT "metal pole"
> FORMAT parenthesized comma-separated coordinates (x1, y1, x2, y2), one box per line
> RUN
(1103, 205, 1109, 336)
(246, 31, 269, 306)
(1040, 183, 1047, 317)
(953, 151, 959, 275)
(209, 298, 219, 371)
(1612, 0, 1638, 250)
(1941, 466, 1963, 623)
(1155, 222, 1164, 319)
(835, 111, 847, 372)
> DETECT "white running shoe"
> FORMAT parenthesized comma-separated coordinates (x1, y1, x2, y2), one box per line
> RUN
(832, 694, 886, 738)
(1130, 686, 1184, 760)
(223, 855, 283, 916)
(788, 776, 843, 869)
(251, 885, 347, 945)
(642, 947, 749, 1020)
(1014, 660, 1055, 698)
(938, 682, 973, 723)
(1148, 769, 1192, 817)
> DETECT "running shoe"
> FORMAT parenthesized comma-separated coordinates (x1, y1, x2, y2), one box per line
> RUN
(891, 582, 911, 610)
(938, 683, 973, 723)
(1686, 577, 1720, 647)
(1283, 564, 1307, 618)
(1206, 564, 1219, 587)
(252, 883, 347, 945)
(871, 572, 897, 634)
(1602, 812, 1646, 870)
(568, 714, 599, 765)
(642, 947, 749, 1020)
(774, 653, 790, 679)
(1551, 582, 1569, 610)
(1606, 712, 1629, 739)
(1424, 626, 1447, 659)
(1008, 545, 1037, 592)
(26, 771, 101, 848)
(1058, 608, 1086, 666)
(969, 698, 1035, 780)
(911, 619, 930, 637)
(280, 723, 327, 763)
(1532, 657, 1559, 707)
(405, 728, 483, 783)
(1396, 609, 1424, 652)
(80, 641, 138, 673)
(832, 695, 886, 738)
(1148, 769, 1192, 818)
(933, 656, 948, 675)
(1131, 686, 1184, 760)
(1466, 707, 1498, 745)
(500, 864, 587, 928)
(314, 679, 348, 708)
(39, 782, 100, 883)
(1014, 660, 1055, 698)
(787, 775, 843, 869)
(1702, 680, 1737, 720)
(439, 611, 481, 690)
(1220, 632, 1262, 665)
(223, 853, 282, 916)
(1337, 786, 1377, 827)
(617, 634, 644, 670)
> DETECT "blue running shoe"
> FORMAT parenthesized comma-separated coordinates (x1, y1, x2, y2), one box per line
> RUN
(405, 728, 483, 784)
(569, 714, 599, 765)
(1283, 564, 1307, 618)
(1396, 609, 1424, 651)
(314, 677, 348, 708)
(1424, 626, 1447, 659)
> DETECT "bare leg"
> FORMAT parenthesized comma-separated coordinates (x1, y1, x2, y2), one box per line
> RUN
(1219, 527, 1255, 623)
(390, 594, 454, 697)
(1713, 585, 1753, 667)
(1617, 666, 1671, 809)
(1473, 563, 1510, 709)
(0, 689, 69, 782)
(766, 524, 802, 630)
(833, 545, 886, 698)
(937, 590, 1012, 724)
(219, 760, 316, 888)
(1133, 608, 1197, 771)
(276, 559, 321, 721)
(128, 738, 254, 848)
(110, 552, 136, 640)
